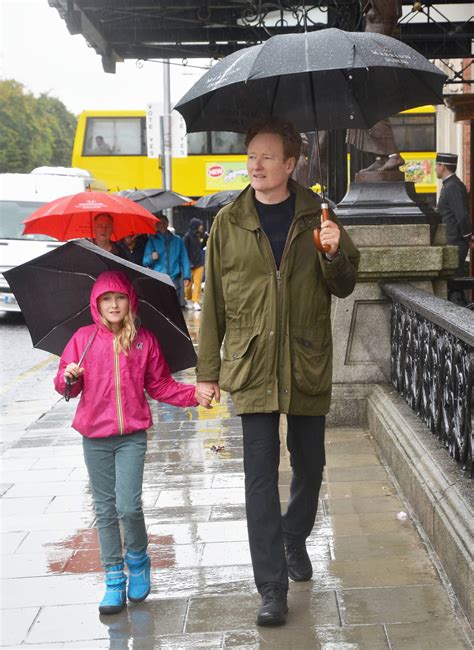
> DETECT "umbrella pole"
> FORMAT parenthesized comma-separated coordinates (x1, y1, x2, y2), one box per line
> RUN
(309, 74, 330, 253)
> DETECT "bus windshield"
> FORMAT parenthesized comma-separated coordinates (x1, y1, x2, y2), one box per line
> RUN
(0, 201, 55, 241)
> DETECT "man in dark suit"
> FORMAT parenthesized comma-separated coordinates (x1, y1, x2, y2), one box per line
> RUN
(436, 152, 472, 305)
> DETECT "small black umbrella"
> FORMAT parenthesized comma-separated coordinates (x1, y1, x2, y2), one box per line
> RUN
(116, 189, 191, 214)
(4, 240, 196, 373)
(194, 190, 242, 211)
(175, 28, 447, 133)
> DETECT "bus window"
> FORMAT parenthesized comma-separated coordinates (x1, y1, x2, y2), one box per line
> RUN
(83, 117, 146, 156)
(187, 132, 208, 155)
(389, 114, 436, 153)
(187, 131, 247, 155)
(211, 132, 246, 154)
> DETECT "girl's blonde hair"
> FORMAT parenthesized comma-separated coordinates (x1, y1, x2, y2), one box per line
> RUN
(99, 307, 137, 355)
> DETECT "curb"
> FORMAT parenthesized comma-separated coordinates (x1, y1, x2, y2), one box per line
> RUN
(367, 384, 473, 627)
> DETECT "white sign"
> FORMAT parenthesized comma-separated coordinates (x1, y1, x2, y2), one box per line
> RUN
(171, 111, 188, 158)
(146, 102, 163, 159)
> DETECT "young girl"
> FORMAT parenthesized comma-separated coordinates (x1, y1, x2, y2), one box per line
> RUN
(54, 270, 212, 615)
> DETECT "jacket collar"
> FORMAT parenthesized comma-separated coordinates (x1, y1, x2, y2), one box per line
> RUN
(226, 179, 323, 231)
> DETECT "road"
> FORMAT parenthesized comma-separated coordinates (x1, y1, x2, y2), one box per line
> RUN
(0, 311, 56, 409)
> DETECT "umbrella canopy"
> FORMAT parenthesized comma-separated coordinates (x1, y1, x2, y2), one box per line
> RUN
(116, 189, 191, 214)
(4, 240, 196, 373)
(22, 191, 158, 241)
(194, 190, 242, 211)
(175, 28, 447, 133)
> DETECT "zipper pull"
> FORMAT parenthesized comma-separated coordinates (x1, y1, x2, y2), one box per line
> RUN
(276, 270, 282, 288)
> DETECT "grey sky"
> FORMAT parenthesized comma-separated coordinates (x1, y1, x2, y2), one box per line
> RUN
(0, 0, 209, 115)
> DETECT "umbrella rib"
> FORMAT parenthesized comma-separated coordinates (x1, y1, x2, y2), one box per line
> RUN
(139, 298, 192, 341)
(34, 304, 92, 350)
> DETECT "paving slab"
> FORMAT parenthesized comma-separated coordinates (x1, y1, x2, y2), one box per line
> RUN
(0, 321, 472, 648)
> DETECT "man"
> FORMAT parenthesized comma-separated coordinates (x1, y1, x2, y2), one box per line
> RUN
(183, 218, 206, 311)
(142, 215, 191, 306)
(116, 234, 147, 266)
(92, 213, 125, 258)
(93, 135, 112, 155)
(346, 0, 405, 173)
(435, 152, 472, 306)
(196, 117, 359, 626)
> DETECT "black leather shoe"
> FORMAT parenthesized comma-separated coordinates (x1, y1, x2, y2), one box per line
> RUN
(285, 542, 313, 581)
(256, 584, 288, 626)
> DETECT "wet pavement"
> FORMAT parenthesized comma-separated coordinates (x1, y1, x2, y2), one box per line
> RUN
(1, 311, 473, 648)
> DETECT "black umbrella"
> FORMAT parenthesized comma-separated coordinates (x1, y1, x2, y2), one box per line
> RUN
(116, 189, 191, 214)
(194, 190, 242, 211)
(4, 240, 196, 373)
(175, 28, 447, 133)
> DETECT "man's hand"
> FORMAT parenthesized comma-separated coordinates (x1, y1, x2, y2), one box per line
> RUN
(152, 251, 159, 261)
(320, 220, 341, 257)
(64, 363, 84, 383)
(184, 279, 191, 288)
(196, 381, 221, 408)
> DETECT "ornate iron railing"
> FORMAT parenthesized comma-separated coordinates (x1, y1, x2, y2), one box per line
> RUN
(382, 283, 473, 477)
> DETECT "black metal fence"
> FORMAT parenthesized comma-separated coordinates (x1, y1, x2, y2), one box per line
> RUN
(382, 283, 473, 477)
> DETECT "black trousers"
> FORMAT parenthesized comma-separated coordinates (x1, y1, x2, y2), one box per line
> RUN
(241, 412, 326, 591)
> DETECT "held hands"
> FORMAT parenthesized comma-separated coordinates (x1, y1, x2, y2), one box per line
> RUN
(64, 363, 84, 383)
(152, 251, 159, 261)
(195, 381, 221, 409)
(184, 279, 191, 288)
(320, 220, 340, 258)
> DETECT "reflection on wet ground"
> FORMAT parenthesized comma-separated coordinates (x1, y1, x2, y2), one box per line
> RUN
(1, 311, 472, 648)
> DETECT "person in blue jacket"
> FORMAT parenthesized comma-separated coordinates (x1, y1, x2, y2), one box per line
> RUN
(142, 215, 191, 307)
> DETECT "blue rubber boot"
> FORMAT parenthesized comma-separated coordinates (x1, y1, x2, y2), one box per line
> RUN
(98, 563, 127, 615)
(125, 550, 151, 603)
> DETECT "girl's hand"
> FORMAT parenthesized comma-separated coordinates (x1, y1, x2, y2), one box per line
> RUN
(64, 363, 84, 383)
(195, 385, 214, 409)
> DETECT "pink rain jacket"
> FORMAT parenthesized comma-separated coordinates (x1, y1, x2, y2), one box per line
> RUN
(54, 270, 198, 438)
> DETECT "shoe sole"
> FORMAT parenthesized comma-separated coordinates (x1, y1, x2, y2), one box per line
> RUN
(287, 569, 312, 582)
(98, 604, 125, 615)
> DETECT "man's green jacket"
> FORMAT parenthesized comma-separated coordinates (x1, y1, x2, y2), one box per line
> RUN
(196, 180, 360, 416)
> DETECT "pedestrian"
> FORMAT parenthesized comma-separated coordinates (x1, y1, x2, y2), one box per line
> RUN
(116, 233, 148, 266)
(142, 215, 191, 307)
(92, 213, 125, 258)
(435, 152, 472, 306)
(54, 270, 212, 615)
(183, 217, 205, 311)
(196, 116, 359, 626)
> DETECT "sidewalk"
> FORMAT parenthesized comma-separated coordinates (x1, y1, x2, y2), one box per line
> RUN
(1, 330, 472, 647)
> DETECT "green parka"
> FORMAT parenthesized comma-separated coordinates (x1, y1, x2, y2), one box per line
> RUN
(196, 180, 360, 416)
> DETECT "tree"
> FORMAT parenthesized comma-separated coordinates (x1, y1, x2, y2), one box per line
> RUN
(0, 80, 77, 173)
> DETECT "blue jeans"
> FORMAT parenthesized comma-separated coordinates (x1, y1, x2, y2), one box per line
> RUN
(82, 431, 148, 569)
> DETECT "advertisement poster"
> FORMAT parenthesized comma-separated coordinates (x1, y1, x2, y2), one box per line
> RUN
(400, 154, 437, 193)
(205, 162, 249, 190)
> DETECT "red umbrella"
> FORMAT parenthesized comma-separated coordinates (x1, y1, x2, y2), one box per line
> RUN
(22, 191, 159, 241)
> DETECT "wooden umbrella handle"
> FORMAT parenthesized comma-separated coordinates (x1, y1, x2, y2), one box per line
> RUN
(313, 202, 331, 253)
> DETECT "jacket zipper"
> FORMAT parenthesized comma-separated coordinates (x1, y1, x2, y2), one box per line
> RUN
(114, 346, 125, 434)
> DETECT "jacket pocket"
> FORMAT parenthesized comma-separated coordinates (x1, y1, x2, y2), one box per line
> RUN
(291, 328, 332, 396)
(219, 332, 259, 393)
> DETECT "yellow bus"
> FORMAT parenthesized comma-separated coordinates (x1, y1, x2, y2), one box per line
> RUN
(72, 110, 249, 197)
(391, 105, 437, 198)
(72, 106, 436, 202)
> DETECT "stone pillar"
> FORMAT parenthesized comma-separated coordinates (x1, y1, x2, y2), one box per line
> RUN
(328, 221, 458, 425)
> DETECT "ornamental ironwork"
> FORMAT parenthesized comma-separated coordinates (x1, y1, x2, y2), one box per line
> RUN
(390, 299, 473, 476)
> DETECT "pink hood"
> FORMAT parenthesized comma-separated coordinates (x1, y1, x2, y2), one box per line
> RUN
(90, 270, 139, 329)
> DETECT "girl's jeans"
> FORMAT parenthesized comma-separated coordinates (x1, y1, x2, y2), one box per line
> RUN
(82, 430, 148, 569)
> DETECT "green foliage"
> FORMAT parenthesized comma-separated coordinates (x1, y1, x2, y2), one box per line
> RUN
(0, 80, 77, 173)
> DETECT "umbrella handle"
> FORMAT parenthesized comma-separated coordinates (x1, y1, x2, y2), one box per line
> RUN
(313, 203, 331, 253)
